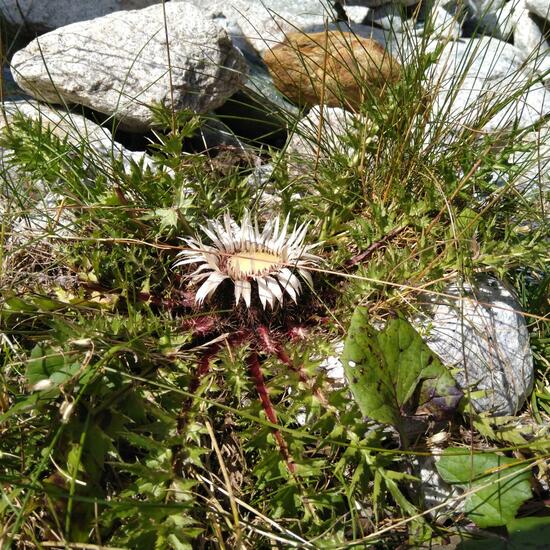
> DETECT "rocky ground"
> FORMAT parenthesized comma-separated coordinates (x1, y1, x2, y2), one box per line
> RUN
(2, 0, 547, 417)
(0, 0, 549, 546)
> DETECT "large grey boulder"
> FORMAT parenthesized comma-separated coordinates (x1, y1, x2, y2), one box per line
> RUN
(341, 0, 420, 7)
(476, 0, 523, 40)
(181, 0, 336, 55)
(422, 277, 534, 416)
(317, 276, 534, 418)
(11, 3, 248, 132)
(514, 6, 550, 75)
(0, 0, 161, 34)
(430, 37, 550, 133)
(525, 0, 550, 19)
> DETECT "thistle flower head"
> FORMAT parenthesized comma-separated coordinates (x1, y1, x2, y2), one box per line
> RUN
(174, 211, 321, 309)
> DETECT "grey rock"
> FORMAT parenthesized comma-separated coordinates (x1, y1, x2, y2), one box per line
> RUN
(181, 0, 336, 55)
(514, 8, 550, 74)
(364, 3, 406, 31)
(409, 455, 463, 522)
(245, 163, 274, 190)
(431, 37, 550, 133)
(423, 4, 463, 39)
(525, 0, 550, 19)
(319, 340, 346, 383)
(466, 0, 508, 19)
(11, 3, 248, 132)
(286, 106, 354, 172)
(422, 276, 534, 416)
(194, 117, 247, 153)
(343, 6, 371, 23)
(341, 0, 420, 8)
(478, 0, 523, 40)
(11, 191, 74, 239)
(244, 163, 281, 216)
(0, 100, 151, 170)
(0, 0, 161, 33)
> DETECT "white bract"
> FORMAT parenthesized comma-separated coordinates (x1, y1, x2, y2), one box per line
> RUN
(174, 211, 321, 309)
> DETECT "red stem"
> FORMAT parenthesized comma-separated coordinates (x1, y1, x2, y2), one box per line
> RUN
(247, 350, 296, 474)
(258, 325, 329, 408)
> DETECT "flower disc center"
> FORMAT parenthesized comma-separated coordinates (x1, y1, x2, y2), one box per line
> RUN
(227, 250, 282, 278)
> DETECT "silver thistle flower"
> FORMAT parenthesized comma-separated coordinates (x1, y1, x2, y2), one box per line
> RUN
(174, 211, 321, 309)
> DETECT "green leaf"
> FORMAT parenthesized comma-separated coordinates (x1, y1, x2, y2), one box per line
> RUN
(437, 448, 532, 528)
(26, 344, 80, 388)
(458, 516, 550, 549)
(141, 208, 179, 232)
(507, 517, 550, 547)
(0, 393, 40, 423)
(455, 208, 479, 239)
(341, 307, 399, 425)
(341, 308, 462, 430)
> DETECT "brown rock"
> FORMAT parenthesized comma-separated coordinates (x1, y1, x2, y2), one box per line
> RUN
(263, 31, 401, 110)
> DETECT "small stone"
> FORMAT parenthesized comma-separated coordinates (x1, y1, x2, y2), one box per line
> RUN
(421, 276, 534, 416)
(287, 106, 352, 157)
(31, 379, 54, 392)
(319, 340, 346, 383)
(343, 6, 371, 23)
(409, 455, 463, 522)
(263, 31, 401, 110)
(11, 3, 248, 132)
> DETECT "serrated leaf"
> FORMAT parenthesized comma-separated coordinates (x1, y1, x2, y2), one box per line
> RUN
(341, 308, 462, 431)
(437, 448, 532, 528)
(472, 415, 531, 446)
(141, 208, 179, 232)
